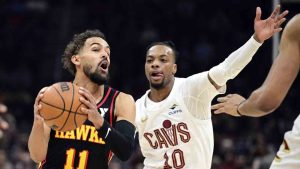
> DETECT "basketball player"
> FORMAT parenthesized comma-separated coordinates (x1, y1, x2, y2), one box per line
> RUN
(135, 6, 288, 169)
(28, 30, 136, 169)
(212, 14, 299, 169)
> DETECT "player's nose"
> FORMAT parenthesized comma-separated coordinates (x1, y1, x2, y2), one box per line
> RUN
(151, 60, 160, 68)
(100, 53, 109, 60)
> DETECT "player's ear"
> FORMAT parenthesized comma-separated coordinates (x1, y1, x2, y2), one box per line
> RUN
(172, 64, 177, 75)
(71, 55, 80, 66)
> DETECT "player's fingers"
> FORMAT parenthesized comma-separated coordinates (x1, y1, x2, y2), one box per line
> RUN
(34, 94, 44, 109)
(78, 88, 91, 99)
(213, 108, 225, 114)
(217, 97, 228, 103)
(34, 103, 42, 115)
(226, 94, 233, 98)
(255, 7, 262, 22)
(274, 28, 283, 33)
(34, 113, 44, 121)
(80, 107, 90, 114)
(277, 10, 289, 21)
(81, 106, 97, 116)
(35, 87, 48, 103)
(211, 103, 224, 110)
(78, 87, 96, 103)
(34, 96, 44, 109)
(39, 87, 48, 95)
(37, 103, 42, 110)
(277, 18, 286, 27)
(79, 96, 92, 108)
(270, 5, 280, 19)
(79, 87, 92, 95)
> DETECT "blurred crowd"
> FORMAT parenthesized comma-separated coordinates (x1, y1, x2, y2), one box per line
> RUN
(0, 0, 299, 169)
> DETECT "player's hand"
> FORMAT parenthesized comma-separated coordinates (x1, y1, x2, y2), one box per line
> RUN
(211, 94, 246, 117)
(33, 87, 48, 124)
(253, 5, 288, 43)
(79, 87, 104, 129)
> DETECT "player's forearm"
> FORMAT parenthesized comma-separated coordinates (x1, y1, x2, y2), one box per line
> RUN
(28, 120, 48, 163)
(98, 120, 135, 161)
(238, 88, 279, 117)
(209, 36, 262, 86)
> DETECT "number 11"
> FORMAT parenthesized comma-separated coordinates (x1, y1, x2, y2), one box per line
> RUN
(64, 148, 89, 169)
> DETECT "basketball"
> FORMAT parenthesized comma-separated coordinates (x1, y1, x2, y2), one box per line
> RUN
(39, 82, 88, 131)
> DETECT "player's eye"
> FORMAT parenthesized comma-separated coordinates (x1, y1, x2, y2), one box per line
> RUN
(92, 48, 100, 52)
(146, 59, 153, 63)
(161, 59, 167, 62)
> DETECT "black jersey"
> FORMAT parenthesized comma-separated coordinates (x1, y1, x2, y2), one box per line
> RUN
(39, 85, 120, 169)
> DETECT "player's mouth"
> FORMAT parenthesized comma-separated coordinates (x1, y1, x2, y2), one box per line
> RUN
(98, 60, 109, 73)
(150, 71, 163, 81)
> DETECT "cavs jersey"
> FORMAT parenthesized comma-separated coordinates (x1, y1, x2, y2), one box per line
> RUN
(136, 72, 224, 169)
(270, 115, 300, 169)
(39, 85, 119, 169)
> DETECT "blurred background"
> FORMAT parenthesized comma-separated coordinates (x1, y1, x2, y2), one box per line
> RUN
(0, 0, 299, 169)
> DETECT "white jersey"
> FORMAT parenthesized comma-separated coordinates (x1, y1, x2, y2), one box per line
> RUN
(136, 72, 224, 169)
(269, 115, 300, 169)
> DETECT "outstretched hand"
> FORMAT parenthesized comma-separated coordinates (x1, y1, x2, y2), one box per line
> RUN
(211, 94, 245, 117)
(253, 5, 288, 43)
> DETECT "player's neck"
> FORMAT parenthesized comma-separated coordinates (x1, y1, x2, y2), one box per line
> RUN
(149, 79, 174, 102)
(73, 73, 104, 100)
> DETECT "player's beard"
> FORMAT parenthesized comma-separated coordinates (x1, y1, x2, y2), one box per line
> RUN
(149, 75, 174, 90)
(150, 81, 164, 90)
(83, 64, 109, 85)
(149, 76, 167, 90)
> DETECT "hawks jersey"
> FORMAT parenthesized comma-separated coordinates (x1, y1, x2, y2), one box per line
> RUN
(270, 115, 300, 169)
(39, 85, 120, 169)
(136, 72, 223, 169)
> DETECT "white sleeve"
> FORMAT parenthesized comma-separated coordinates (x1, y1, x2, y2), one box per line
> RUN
(209, 36, 262, 86)
(180, 72, 224, 119)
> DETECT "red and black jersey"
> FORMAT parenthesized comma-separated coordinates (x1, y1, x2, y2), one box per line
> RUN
(39, 85, 120, 169)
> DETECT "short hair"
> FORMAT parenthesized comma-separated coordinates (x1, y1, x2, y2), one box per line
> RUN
(62, 29, 106, 75)
(146, 41, 179, 62)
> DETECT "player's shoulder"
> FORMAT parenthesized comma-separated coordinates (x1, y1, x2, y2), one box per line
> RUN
(292, 14, 300, 22)
(106, 85, 135, 104)
(284, 14, 300, 37)
(288, 14, 300, 28)
(174, 77, 186, 83)
(117, 91, 135, 103)
(181, 71, 209, 84)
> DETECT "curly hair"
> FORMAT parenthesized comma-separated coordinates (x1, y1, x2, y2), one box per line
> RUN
(62, 29, 106, 75)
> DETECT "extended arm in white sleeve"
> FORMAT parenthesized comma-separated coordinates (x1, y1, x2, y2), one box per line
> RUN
(209, 36, 262, 86)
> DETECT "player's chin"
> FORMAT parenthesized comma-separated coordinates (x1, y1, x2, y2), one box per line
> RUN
(99, 71, 108, 78)
(150, 81, 164, 89)
(90, 73, 109, 85)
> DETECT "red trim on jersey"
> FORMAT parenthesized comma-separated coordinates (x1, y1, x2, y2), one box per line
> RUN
(97, 87, 112, 108)
(38, 160, 46, 169)
(109, 91, 119, 125)
(107, 90, 118, 165)
(108, 151, 113, 163)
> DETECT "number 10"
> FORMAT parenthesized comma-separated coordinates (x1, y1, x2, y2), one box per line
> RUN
(163, 149, 185, 168)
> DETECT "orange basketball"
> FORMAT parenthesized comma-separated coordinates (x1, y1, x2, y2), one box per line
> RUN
(39, 82, 88, 131)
